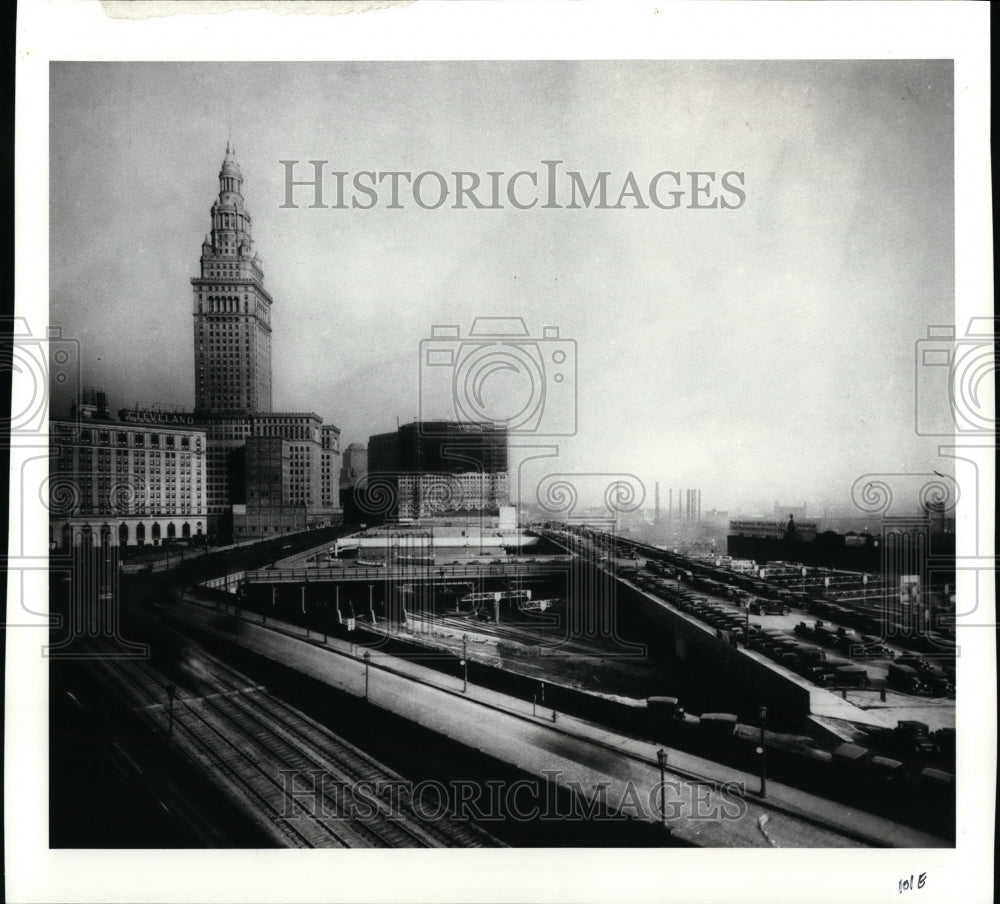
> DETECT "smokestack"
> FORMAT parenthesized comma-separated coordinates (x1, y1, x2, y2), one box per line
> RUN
(655, 482, 660, 520)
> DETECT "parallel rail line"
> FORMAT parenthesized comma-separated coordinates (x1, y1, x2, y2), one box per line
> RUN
(84, 639, 499, 848)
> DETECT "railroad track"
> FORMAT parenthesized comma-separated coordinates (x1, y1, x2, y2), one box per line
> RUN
(195, 651, 499, 848)
(88, 648, 350, 848)
(428, 612, 615, 659)
(83, 640, 499, 848)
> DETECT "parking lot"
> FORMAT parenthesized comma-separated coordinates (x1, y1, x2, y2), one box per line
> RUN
(618, 557, 955, 704)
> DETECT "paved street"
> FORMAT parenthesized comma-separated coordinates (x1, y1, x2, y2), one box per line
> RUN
(169, 597, 947, 848)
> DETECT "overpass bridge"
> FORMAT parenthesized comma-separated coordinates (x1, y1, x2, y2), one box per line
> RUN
(243, 558, 572, 585)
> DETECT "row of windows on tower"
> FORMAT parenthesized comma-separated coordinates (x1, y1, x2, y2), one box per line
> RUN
(197, 327, 269, 340)
(214, 210, 248, 227)
(198, 330, 254, 340)
(199, 297, 252, 314)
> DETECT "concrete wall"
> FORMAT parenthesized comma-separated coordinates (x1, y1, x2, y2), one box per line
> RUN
(616, 578, 814, 721)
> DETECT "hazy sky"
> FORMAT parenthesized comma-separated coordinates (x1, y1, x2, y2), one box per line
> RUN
(49, 61, 954, 514)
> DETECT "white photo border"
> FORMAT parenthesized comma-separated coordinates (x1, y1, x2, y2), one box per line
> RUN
(9, 2, 994, 903)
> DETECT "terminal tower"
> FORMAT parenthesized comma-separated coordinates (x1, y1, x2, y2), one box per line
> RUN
(192, 143, 273, 413)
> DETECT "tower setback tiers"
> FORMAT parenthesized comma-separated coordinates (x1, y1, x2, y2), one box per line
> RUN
(192, 143, 273, 414)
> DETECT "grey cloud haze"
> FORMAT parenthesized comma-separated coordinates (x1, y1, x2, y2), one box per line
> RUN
(50, 61, 954, 514)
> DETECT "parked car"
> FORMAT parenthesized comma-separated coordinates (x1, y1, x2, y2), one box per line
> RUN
(895, 657, 953, 692)
(698, 713, 738, 737)
(800, 664, 832, 686)
(886, 663, 926, 694)
(796, 644, 828, 665)
(933, 727, 956, 761)
(834, 630, 865, 653)
(891, 720, 937, 757)
(749, 598, 790, 616)
(831, 664, 872, 688)
(856, 635, 896, 658)
(895, 655, 944, 675)
(832, 742, 870, 771)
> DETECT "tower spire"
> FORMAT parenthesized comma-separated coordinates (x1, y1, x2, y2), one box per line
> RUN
(193, 145, 272, 414)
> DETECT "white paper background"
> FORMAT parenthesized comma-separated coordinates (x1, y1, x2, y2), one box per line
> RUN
(8, 2, 994, 902)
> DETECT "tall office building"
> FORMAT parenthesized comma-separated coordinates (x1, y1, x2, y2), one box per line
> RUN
(368, 421, 508, 475)
(51, 144, 343, 544)
(320, 425, 343, 509)
(340, 442, 368, 489)
(232, 413, 342, 539)
(192, 143, 273, 414)
(364, 422, 508, 520)
(187, 145, 342, 536)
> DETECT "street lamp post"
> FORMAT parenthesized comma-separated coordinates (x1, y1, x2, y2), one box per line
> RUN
(656, 748, 668, 826)
(166, 683, 177, 740)
(758, 705, 768, 797)
(363, 651, 371, 702)
(462, 634, 468, 693)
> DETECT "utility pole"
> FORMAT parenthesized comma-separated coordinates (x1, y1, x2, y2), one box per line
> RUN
(166, 683, 177, 740)
(758, 705, 768, 797)
(656, 748, 668, 826)
(462, 634, 468, 693)
(364, 651, 371, 702)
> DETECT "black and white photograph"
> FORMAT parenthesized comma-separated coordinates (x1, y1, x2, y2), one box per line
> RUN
(6, 3, 994, 902)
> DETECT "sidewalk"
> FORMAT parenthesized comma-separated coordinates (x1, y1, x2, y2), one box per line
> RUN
(171, 596, 948, 848)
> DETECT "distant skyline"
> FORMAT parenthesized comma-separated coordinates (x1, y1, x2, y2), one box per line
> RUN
(50, 61, 955, 515)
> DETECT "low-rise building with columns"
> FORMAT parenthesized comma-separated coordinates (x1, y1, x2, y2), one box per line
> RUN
(49, 418, 209, 548)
